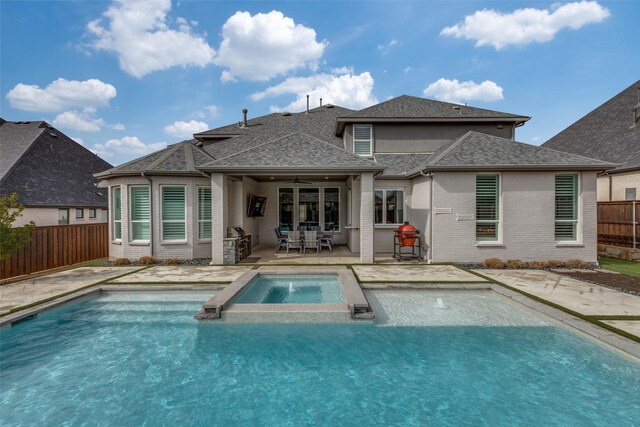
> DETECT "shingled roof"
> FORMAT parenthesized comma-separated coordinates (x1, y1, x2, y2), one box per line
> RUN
(200, 132, 382, 173)
(95, 140, 215, 178)
(407, 131, 615, 174)
(0, 120, 113, 207)
(542, 80, 640, 173)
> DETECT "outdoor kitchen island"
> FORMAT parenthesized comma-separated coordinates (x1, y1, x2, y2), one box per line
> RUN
(224, 227, 252, 264)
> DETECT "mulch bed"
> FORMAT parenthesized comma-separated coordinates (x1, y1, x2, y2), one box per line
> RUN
(556, 271, 640, 296)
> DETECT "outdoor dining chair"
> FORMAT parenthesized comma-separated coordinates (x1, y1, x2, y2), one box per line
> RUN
(303, 230, 319, 254)
(275, 228, 287, 252)
(286, 231, 303, 255)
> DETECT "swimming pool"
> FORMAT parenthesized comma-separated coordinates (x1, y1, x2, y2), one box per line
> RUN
(233, 274, 343, 304)
(1, 290, 639, 425)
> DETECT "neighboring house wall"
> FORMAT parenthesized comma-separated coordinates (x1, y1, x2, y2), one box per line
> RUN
(431, 171, 597, 263)
(344, 123, 514, 154)
(13, 207, 107, 227)
(597, 171, 640, 201)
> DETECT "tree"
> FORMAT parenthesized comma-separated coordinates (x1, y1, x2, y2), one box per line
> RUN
(0, 193, 35, 260)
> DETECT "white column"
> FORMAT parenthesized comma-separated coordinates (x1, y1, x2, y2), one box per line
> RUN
(211, 173, 225, 264)
(359, 172, 375, 263)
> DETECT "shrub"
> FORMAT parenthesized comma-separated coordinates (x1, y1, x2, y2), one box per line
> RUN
(528, 261, 549, 269)
(113, 258, 131, 266)
(567, 259, 588, 269)
(138, 256, 158, 265)
(163, 258, 180, 265)
(548, 260, 566, 268)
(483, 258, 505, 269)
(0, 193, 35, 260)
(507, 259, 525, 269)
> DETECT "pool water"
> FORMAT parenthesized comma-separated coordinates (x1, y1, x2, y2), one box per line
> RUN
(233, 274, 343, 304)
(1, 291, 639, 426)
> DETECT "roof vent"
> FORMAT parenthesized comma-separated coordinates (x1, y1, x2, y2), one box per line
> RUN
(49, 132, 58, 138)
(325, 104, 334, 109)
(320, 98, 323, 107)
(241, 108, 248, 128)
(306, 95, 310, 114)
(281, 112, 291, 116)
(452, 105, 462, 115)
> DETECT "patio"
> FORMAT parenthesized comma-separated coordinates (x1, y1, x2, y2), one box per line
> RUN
(247, 244, 401, 265)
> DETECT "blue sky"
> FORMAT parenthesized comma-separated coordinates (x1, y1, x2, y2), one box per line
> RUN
(2, 0, 638, 166)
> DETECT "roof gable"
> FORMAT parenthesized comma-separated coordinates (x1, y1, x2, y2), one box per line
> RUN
(0, 120, 46, 182)
(542, 80, 640, 172)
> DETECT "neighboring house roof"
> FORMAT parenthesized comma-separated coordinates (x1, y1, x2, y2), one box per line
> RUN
(335, 95, 530, 134)
(542, 80, 640, 173)
(95, 140, 215, 178)
(0, 120, 113, 207)
(407, 131, 616, 174)
(199, 132, 383, 173)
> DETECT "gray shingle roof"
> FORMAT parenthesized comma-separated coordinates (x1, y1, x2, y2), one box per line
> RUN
(407, 131, 616, 173)
(542, 80, 640, 173)
(341, 95, 529, 120)
(374, 153, 434, 177)
(0, 120, 113, 207)
(95, 140, 214, 178)
(200, 132, 382, 172)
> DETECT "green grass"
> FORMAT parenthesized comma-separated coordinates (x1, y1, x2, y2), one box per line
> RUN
(598, 256, 640, 277)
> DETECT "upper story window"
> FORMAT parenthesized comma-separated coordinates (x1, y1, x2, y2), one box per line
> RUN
(89, 209, 96, 219)
(476, 174, 500, 241)
(353, 125, 373, 156)
(75, 208, 84, 219)
(555, 174, 579, 241)
(58, 209, 69, 225)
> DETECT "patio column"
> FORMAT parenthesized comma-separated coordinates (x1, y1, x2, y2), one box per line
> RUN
(211, 173, 225, 264)
(360, 172, 375, 263)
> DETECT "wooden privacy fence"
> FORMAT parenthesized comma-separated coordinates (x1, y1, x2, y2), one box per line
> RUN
(598, 200, 639, 248)
(1, 223, 108, 280)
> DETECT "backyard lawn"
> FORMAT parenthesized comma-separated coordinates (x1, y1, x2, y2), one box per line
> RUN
(599, 257, 640, 277)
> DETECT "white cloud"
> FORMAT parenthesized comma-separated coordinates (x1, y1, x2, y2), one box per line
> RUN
(164, 120, 209, 138)
(204, 105, 220, 118)
(377, 38, 399, 53)
(87, 0, 215, 78)
(423, 78, 504, 103)
(112, 123, 125, 131)
(6, 78, 116, 112)
(91, 136, 166, 158)
(214, 11, 327, 82)
(52, 109, 124, 133)
(441, 1, 610, 50)
(330, 66, 354, 74)
(72, 137, 84, 146)
(251, 72, 377, 112)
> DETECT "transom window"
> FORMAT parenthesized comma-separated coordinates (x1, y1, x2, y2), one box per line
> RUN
(555, 174, 578, 241)
(161, 186, 186, 241)
(374, 189, 404, 225)
(353, 125, 373, 156)
(112, 187, 121, 240)
(476, 174, 500, 241)
(198, 187, 212, 240)
(130, 186, 150, 241)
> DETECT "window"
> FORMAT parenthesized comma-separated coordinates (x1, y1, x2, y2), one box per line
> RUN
(89, 209, 96, 219)
(75, 208, 84, 219)
(112, 187, 122, 240)
(130, 186, 150, 241)
(278, 188, 294, 231)
(374, 189, 404, 225)
(101, 209, 108, 222)
(555, 174, 578, 241)
(626, 188, 637, 201)
(198, 187, 212, 240)
(476, 175, 500, 241)
(58, 209, 69, 225)
(161, 186, 186, 241)
(324, 188, 340, 231)
(298, 188, 320, 229)
(353, 125, 372, 156)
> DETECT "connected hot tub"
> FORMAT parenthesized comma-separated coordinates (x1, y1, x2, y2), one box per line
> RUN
(195, 268, 372, 322)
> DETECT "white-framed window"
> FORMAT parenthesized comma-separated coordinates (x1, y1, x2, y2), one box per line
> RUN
(198, 186, 212, 240)
(555, 174, 579, 241)
(89, 208, 96, 219)
(112, 187, 122, 240)
(75, 208, 84, 219)
(58, 208, 69, 225)
(476, 174, 500, 241)
(129, 185, 150, 241)
(161, 186, 186, 241)
(374, 189, 404, 225)
(353, 125, 373, 156)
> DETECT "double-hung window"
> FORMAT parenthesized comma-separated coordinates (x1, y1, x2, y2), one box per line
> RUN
(130, 186, 150, 241)
(476, 175, 500, 241)
(374, 189, 404, 225)
(198, 187, 212, 240)
(112, 187, 122, 240)
(353, 125, 373, 156)
(161, 186, 186, 241)
(555, 174, 578, 241)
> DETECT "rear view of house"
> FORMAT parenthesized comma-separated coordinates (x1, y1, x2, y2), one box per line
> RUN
(0, 119, 113, 226)
(95, 95, 614, 264)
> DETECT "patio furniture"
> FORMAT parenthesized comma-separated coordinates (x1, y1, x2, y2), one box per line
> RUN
(275, 228, 287, 252)
(320, 227, 335, 252)
(303, 230, 319, 254)
(286, 231, 303, 255)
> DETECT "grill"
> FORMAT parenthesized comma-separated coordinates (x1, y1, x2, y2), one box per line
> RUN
(227, 227, 251, 262)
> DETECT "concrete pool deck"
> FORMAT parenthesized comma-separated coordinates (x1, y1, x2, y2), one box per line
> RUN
(1, 263, 639, 345)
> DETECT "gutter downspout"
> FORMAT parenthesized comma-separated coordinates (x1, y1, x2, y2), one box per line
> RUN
(142, 172, 154, 256)
(420, 170, 434, 263)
